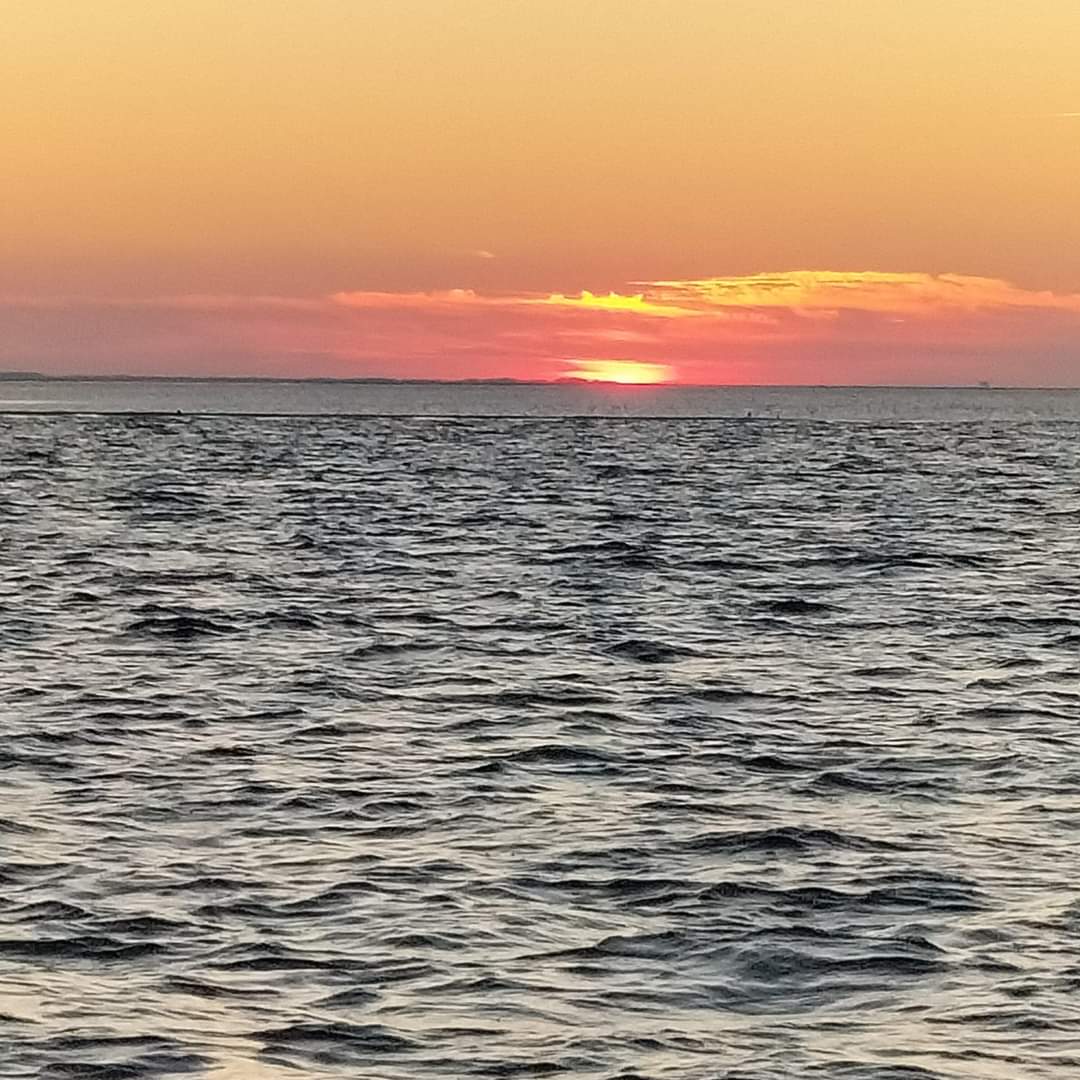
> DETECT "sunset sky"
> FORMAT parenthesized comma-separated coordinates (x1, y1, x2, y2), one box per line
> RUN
(4, 1, 1080, 384)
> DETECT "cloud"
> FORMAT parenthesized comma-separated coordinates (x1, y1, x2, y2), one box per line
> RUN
(632, 271, 1080, 318)
(330, 288, 508, 310)
(333, 271, 1080, 324)
(537, 290, 695, 318)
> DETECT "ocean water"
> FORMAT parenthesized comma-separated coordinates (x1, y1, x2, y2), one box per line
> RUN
(2, 384, 1080, 1079)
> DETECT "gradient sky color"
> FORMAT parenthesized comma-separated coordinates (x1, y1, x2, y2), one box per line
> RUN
(4, 1, 1080, 383)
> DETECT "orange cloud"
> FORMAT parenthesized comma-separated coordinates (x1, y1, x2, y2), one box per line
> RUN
(330, 288, 505, 310)
(332, 271, 1080, 325)
(635, 271, 1080, 317)
(538, 290, 694, 318)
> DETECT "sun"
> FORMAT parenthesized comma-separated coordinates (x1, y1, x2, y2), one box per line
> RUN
(563, 359, 675, 385)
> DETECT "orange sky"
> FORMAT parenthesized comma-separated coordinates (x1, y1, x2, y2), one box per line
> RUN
(3, 1, 1080, 383)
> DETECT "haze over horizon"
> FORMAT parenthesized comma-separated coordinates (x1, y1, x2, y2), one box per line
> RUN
(4, 1, 1080, 385)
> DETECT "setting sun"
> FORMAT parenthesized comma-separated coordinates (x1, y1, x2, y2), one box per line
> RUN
(563, 359, 676, 384)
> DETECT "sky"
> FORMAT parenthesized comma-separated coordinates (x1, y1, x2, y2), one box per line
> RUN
(3, 0, 1080, 384)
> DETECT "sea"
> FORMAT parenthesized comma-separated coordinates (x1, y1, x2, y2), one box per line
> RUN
(2, 379, 1079, 1079)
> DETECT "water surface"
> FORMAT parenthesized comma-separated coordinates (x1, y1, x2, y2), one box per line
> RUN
(1, 390, 1079, 1078)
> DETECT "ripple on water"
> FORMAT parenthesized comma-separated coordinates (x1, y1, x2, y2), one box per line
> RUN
(1, 407, 1079, 1078)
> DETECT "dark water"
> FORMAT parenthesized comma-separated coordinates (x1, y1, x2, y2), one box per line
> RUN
(2, 391, 1080, 1078)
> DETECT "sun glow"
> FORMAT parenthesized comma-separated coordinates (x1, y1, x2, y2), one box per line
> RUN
(563, 359, 675, 384)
